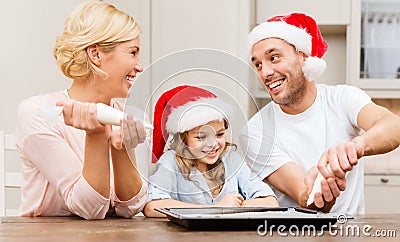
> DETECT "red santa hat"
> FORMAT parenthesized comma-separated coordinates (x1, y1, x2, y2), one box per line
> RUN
(248, 13, 328, 81)
(152, 85, 231, 163)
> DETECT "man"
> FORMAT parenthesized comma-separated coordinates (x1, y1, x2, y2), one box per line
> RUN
(240, 13, 400, 214)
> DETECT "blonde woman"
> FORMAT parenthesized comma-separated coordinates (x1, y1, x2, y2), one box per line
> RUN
(16, 1, 147, 219)
(144, 86, 278, 217)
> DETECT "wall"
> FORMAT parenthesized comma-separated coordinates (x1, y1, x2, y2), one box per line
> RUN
(0, 0, 78, 133)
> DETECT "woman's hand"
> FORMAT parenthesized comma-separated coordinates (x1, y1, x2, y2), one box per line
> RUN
(111, 115, 146, 150)
(110, 126, 124, 150)
(57, 100, 106, 134)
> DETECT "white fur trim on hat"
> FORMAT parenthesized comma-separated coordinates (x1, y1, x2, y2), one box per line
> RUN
(248, 21, 312, 55)
(165, 98, 232, 134)
(302, 56, 327, 81)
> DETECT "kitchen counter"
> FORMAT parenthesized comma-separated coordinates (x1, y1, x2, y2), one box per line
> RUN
(1, 214, 399, 241)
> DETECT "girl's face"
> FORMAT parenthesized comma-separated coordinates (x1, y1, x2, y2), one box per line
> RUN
(98, 37, 143, 100)
(186, 120, 226, 172)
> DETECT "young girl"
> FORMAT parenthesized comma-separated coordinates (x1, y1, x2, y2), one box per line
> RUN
(144, 85, 278, 217)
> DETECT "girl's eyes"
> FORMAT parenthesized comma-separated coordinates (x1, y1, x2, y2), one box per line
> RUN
(196, 135, 206, 140)
(131, 51, 137, 57)
(195, 133, 224, 140)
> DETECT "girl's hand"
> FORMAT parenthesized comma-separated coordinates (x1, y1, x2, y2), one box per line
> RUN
(57, 100, 106, 134)
(215, 194, 244, 207)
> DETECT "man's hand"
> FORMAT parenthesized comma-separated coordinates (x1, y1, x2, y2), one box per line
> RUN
(301, 166, 346, 213)
(317, 141, 364, 179)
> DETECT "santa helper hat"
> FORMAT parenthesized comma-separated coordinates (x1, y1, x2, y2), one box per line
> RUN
(248, 13, 328, 81)
(152, 85, 230, 163)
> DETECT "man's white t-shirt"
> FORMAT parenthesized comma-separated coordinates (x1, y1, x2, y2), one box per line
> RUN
(240, 84, 372, 214)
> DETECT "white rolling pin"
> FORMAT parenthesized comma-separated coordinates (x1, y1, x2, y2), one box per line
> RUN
(45, 103, 153, 129)
(306, 172, 324, 206)
(96, 102, 124, 125)
(306, 166, 334, 206)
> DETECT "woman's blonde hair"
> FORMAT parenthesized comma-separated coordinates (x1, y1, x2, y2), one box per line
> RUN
(54, 0, 141, 80)
(170, 119, 236, 181)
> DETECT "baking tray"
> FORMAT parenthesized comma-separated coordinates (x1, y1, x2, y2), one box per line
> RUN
(155, 207, 342, 230)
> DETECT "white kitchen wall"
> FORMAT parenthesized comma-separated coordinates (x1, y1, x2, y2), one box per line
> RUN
(0, 0, 79, 132)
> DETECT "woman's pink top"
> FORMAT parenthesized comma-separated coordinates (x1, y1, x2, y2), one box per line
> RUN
(15, 90, 148, 219)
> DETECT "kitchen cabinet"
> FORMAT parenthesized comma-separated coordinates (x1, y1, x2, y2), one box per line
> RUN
(256, 0, 350, 25)
(364, 175, 400, 214)
(348, 0, 400, 98)
(149, 0, 254, 128)
(363, 147, 400, 214)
